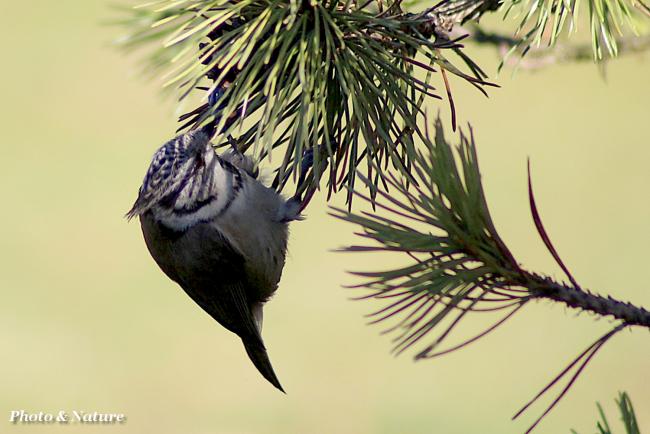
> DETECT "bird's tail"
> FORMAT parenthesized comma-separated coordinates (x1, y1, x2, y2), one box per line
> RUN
(242, 337, 285, 393)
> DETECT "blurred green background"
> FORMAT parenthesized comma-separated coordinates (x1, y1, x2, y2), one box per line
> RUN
(1, 2, 649, 433)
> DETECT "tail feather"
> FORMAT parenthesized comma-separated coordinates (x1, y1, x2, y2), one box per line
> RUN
(242, 338, 285, 393)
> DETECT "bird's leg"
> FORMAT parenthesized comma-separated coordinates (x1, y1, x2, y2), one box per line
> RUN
(226, 134, 240, 152)
(294, 138, 339, 213)
(296, 147, 314, 188)
(285, 147, 318, 218)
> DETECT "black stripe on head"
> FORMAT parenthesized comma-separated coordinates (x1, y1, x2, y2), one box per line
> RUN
(171, 194, 219, 215)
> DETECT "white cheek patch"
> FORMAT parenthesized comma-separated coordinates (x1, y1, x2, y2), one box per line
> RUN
(153, 157, 243, 231)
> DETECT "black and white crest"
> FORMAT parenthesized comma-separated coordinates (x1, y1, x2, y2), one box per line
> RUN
(126, 128, 213, 220)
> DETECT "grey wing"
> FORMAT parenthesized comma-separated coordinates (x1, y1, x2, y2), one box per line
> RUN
(140, 213, 261, 341)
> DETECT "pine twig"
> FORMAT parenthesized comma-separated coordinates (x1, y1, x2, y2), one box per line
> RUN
(470, 26, 650, 70)
(332, 117, 650, 432)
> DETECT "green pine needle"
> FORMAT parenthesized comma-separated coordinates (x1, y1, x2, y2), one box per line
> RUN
(114, 0, 492, 200)
(572, 392, 641, 434)
(499, 0, 648, 65)
(331, 117, 527, 358)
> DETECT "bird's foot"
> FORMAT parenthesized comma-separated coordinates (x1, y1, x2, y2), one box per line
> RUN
(278, 196, 305, 222)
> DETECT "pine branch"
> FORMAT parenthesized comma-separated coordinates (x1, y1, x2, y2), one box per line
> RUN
(424, 0, 503, 28)
(470, 26, 650, 69)
(331, 117, 650, 432)
(531, 278, 650, 327)
(114, 0, 494, 205)
(113, 0, 649, 209)
(408, 0, 650, 64)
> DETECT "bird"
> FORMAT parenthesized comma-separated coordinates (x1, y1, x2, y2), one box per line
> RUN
(126, 122, 302, 392)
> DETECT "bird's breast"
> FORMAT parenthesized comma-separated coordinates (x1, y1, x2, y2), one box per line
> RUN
(149, 153, 290, 293)
(214, 180, 290, 291)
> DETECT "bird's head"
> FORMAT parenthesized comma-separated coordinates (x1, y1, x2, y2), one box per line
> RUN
(126, 124, 216, 220)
